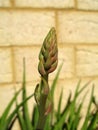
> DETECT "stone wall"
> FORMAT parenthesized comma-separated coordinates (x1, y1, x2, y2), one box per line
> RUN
(0, 0, 98, 129)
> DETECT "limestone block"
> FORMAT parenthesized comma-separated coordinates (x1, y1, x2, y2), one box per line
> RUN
(58, 12, 98, 44)
(76, 46, 98, 77)
(15, 0, 74, 8)
(0, 48, 12, 83)
(0, 0, 10, 7)
(0, 11, 55, 45)
(0, 85, 15, 116)
(78, 0, 98, 10)
(13, 47, 40, 82)
(50, 46, 75, 80)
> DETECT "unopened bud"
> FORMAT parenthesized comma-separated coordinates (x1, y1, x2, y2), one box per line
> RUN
(38, 27, 58, 76)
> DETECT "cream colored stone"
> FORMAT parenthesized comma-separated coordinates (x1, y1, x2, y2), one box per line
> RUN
(0, 0, 10, 7)
(14, 47, 40, 82)
(78, 0, 98, 10)
(50, 46, 75, 80)
(76, 46, 98, 77)
(0, 48, 12, 83)
(0, 11, 55, 45)
(12, 120, 20, 130)
(58, 12, 98, 44)
(0, 85, 14, 116)
(15, 0, 74, 8)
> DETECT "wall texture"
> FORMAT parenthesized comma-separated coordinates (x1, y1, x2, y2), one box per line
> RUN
(0, 0, 98, 129)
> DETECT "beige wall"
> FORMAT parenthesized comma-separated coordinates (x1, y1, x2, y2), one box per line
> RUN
(0, 0, 98, 129)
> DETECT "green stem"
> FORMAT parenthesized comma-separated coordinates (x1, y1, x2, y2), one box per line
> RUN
(36, 95, 47, 130)
(36, 74, 49, 130)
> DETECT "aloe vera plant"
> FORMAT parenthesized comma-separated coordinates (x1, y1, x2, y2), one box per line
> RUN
(0, 27, 98, 130)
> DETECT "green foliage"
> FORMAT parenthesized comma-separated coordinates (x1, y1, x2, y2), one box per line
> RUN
(0, 63, 98, 130)
(15, 59, 33, 130)
(0, 86, 34, 130)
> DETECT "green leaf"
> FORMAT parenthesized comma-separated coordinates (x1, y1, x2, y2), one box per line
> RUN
(81, 85, 94, 130)
(53, 92, 72, 130)
(87, 111, 98, 130)
(32, 105, 39, 130)
(15, 87, 27, 130)
(67, 80, 90, 130)
(53, 103, 70, 130)
(0, 88, 22, 129)
(78, 80, 91, 96)
(72, 92, 88, 130)
(44, 115, 51, 130)
(16, 109, 27, 130)
(7, 115, 17, 130)
(56, 90, 63, 121)
(22, 58, 33, 130)
(67, 80, 82, 130)
(50, 62, 63, 102)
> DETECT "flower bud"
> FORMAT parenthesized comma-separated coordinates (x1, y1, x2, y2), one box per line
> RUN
(38, 27, 58, 76)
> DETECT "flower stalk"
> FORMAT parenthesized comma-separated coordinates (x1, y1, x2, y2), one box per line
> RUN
(34, 27, 58, 130)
